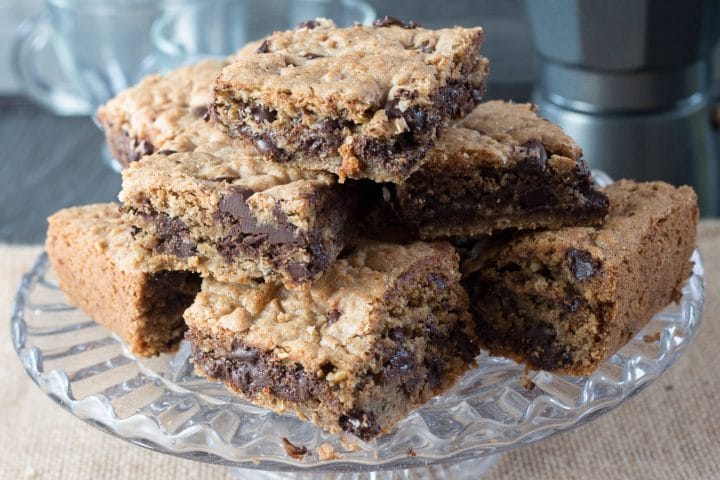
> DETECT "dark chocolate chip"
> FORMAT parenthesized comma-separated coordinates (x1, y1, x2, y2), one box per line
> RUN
(250, 105, 276, 123)
(425, 357, 443, 389)
(519, 187, 554, 209)
(156, 149, 177, 156)
(285, 263, 309, 281)
(565, 248, 599, 281)
(372, 16, 419, 29)
(296, 20, 318, 29)
(517, 139, 548, 173)
(406, 109, 427, 131)
(384, 346, 418, 396)
(218, 187, 255, 219)
(256, 39, 270, 53)
(191, 105, 208, 118)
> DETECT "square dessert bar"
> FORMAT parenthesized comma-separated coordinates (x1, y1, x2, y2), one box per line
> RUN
(393, 101, 609, 238)
(119, 150, 351, 286)
(463, 180, 698, 375)
(46, 204, 201, 357)
(212, 18, 489, 183)
(185, 240, 479, 440)
(96, 59, 230, 168)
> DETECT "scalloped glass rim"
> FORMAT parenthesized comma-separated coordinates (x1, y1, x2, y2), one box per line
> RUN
(11, 243, 704, 472)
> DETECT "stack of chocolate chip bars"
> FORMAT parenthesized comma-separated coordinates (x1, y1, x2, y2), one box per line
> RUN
(45, 18, 699, 441)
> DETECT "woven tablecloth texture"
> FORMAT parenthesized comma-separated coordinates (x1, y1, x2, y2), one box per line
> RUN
(2, 222, 719, 480)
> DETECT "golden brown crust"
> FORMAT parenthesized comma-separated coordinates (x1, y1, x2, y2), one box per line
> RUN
(46, 204, 200, 357)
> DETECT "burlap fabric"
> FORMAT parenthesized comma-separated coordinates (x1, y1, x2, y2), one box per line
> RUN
(2, 223, 719, 479)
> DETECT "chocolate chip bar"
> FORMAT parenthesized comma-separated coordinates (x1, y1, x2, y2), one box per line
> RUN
(118, 150, 352, 286)
(96, 59, 230, 168)
(393, 101, 609, 238)
(185, 240, 479, 440)
(46, 204, 200, 357)
(463, 180, 698, 375)
(211, 18, 489, 183)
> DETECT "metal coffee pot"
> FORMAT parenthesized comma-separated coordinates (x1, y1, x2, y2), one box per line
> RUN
(526, 0, 720, 214)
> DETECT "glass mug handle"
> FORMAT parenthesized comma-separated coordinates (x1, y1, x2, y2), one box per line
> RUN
(11, 14, 95, 116)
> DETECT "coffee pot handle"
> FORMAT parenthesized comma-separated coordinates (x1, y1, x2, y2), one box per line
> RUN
(11, 15, 95, 116)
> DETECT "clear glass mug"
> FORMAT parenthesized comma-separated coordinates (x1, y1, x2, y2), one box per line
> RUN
(12, 0, 165, 116)
(151, 0, 376, 64)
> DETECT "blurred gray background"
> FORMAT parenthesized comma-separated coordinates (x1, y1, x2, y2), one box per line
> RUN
(1, 0, 719, 244)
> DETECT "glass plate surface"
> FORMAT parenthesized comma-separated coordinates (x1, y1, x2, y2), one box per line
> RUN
(11, 249, 704, 473)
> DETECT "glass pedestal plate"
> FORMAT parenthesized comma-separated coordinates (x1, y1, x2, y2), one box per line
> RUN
(11, 249, 704, 479)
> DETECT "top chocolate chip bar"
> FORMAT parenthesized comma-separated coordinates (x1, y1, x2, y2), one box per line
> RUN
(212, 18, 488, 183)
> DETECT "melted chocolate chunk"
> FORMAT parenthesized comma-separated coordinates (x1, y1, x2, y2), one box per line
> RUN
(218, 187, 255, 218)
(217, 186, 299, 245)
(519, 187, 555, 209)
(373, 16, 419, 29)
(146, 211, 196, 258)
(256, 39, 270, 53)
(193, 338, 333, 405)
(523, 323, 573, 370)
(566, 248, 599, 281)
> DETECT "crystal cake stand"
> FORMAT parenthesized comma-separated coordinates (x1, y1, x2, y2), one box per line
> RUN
(11, 249, 704, 479)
